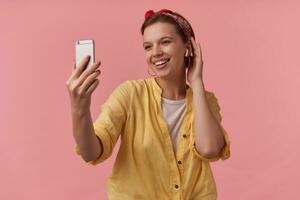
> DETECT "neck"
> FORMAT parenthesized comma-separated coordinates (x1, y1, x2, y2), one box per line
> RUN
(155, 75, 188, 100)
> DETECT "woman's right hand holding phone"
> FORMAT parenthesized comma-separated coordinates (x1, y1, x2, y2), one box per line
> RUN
(66, 55, 101, 113)
(66, 55, 103, 162)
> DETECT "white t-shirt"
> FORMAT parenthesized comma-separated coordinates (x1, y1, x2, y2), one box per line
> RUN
(161, 97, 187, 153)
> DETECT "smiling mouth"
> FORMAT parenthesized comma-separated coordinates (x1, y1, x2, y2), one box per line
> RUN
(154, 58, 170, 69)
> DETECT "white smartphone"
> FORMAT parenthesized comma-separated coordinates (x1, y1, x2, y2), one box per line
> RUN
(75, 39, 95, 69)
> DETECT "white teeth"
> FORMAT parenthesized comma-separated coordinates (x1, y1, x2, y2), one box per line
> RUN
(154, 59, 169, 66)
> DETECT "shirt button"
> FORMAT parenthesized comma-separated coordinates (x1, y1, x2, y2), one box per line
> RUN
(174, 184, 179, 189)
(178, 160, 182, 164)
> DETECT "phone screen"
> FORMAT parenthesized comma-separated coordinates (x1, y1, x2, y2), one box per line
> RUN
(75, 39, 95, 69)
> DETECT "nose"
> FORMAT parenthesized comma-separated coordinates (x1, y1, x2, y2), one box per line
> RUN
(152, 44, 163, 58)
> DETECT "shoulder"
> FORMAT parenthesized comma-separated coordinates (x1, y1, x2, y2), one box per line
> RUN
(204, 90, 217, 100)
(204, 90, 221, 108)
(109, 79, 150, 102)
(119, 78, 150, 94)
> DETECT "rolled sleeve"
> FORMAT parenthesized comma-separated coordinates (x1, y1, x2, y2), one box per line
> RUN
(192, 126, 230, 162)
(74, 81, 129, 165)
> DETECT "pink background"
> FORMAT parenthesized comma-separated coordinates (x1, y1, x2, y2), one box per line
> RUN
(1, 0, 299, 199)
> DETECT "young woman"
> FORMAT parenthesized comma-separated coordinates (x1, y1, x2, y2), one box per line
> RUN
(66, 9, 231, 200)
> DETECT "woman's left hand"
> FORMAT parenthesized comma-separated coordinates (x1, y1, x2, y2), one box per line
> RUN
(186, 37, 204, 88)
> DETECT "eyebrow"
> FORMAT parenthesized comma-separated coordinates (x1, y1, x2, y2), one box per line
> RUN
(143, 36, 173, 46)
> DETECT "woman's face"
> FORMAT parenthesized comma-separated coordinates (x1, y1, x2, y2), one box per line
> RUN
(143, 22, 187, 78)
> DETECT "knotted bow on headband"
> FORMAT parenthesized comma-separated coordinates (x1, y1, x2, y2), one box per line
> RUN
(145, 9, 171, 19)
(144, 9, 193, 41)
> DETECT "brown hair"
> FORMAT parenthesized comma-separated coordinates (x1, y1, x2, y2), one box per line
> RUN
(140, 11, 195, 68)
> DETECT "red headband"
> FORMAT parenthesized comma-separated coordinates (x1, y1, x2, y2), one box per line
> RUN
(144, 9, 193, 41)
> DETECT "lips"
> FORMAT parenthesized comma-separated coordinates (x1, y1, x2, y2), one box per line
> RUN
(153, 58, 170, 69)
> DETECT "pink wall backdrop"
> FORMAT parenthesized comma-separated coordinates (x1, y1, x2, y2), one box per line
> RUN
(1, 0, 299, 199)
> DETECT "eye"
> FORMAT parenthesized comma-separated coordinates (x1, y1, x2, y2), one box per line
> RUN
(144, 45, 151, 50)
(162, 40, 170, 44)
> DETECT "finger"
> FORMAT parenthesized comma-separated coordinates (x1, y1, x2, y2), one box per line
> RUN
(198, 42, 203, 63)
(77, 61, 101, 85)
(89, 60, 101, 72)
(84, 60, 101, 74)
(190, 37, 199, 58)
(79, 70, 101, 93)
(85, 79, 99, 96)
(191, 38, 198, 62)
(74, 55, 91, 78)
(71, 59, 100, 86)
(193, 38, 203, 63)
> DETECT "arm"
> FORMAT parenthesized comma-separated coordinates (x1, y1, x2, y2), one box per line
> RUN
(71, 108, 103, 162)
(192, 79, 225, 158)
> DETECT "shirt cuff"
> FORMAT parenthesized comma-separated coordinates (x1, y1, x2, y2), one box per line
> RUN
(192, 126, 231, 162)
(73, 124, 112, 165)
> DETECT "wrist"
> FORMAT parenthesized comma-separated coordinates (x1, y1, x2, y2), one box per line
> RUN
(191, 79, 205, 91)
(71, 106, 91, 118)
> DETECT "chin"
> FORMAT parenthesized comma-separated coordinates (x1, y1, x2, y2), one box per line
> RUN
(155, 70, 174, 79)
(152, 67, 171, 78)
(152, 61, 173, 75)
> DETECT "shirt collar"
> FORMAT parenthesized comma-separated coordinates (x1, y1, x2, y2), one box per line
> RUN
(148, 77, 193, 105)
(148, 77, 193, 100)
(148, 77, 194, 128)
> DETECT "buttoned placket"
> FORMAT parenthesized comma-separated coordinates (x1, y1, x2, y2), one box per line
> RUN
(151, 78, 193, 195)
(175, 88, 193, 177)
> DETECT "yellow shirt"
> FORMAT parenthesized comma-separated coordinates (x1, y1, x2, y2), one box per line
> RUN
(75, 77, 231, 200)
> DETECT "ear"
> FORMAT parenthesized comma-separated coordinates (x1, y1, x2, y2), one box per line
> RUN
(185, 40, 191, 48)
(185, 40, 193, 56)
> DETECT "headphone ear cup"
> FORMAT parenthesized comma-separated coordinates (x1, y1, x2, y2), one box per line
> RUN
(185, 49, 189, 57)
(184, 55, 191, 68)
(187, 56, 192, 68)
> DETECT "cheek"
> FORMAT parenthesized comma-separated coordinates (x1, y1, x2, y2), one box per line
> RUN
(174, 51, 185, 62)
(145, 53, 152, 64)
(168, 46, 183, 57)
